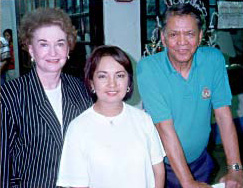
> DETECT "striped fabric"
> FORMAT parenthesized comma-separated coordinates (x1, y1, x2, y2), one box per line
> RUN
(1, 68, 93, 188)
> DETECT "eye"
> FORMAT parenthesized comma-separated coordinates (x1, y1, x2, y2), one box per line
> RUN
(187, 32, 195, 37)
(117, 73, 126, 78)
(168, 32, 177, 38)
(57, 42, 65, 47)
(97, 74, 107, 79)
(40, 43, 48, 47)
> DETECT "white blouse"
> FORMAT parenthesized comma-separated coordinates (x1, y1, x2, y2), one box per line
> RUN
(57, 103, 165, 188)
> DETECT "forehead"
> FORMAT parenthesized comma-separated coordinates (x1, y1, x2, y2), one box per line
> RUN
(96, 56, 125, 71)
(166, 15, 199, 31)
(32, 25, 67, 41)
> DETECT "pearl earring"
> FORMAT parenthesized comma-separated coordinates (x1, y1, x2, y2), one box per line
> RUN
(91, 89, 96, 94)
(127, 87, 130, 93)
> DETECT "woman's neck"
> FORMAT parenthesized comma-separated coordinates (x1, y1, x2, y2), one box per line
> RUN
(38, 71, 61, 90)
(93, 101, 123, 117)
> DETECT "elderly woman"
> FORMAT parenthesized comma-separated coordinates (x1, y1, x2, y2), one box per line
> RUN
(0, 8, 92, 188)
(57, 45, 166, 188)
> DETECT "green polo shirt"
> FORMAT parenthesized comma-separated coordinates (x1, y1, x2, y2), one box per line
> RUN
(137, 47, 232, 163)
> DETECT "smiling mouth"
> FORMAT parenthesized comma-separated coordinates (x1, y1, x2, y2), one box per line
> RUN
(106, 91, 118, 95)
(177, 49, 188, 53)
(47, 59, 59, 63)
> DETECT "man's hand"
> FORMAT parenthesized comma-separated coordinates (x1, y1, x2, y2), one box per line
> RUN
(219, 170, 243, 188)
(182, 180, 212, 188)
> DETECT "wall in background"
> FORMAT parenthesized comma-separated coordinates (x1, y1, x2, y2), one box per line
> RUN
(1, 0, 19, 79)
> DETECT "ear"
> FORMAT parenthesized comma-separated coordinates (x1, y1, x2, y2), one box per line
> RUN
(28, 45, 34, 59)
(90, 80, 94, 90)
(198, 30, 203, 45)
(66, 46, 70, 57)
(161, 31, 167, 47)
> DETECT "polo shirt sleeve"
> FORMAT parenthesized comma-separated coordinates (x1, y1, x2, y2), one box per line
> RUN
(137, 57, 172, 124)
(211, 49, 232, 109)
(57, 119, 89, 187)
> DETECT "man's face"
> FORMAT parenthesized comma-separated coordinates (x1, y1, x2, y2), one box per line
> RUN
(161, 15, 203, 65)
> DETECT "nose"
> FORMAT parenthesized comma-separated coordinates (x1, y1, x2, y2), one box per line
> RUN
(177, 34, 187, 45)
(49, 45, 57, 56)
(107, 76, 117, 87)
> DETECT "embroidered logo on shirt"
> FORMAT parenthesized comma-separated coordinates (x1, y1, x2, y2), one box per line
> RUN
(202, 87, 211, 99)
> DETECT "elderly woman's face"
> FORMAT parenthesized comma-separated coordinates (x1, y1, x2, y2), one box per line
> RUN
(28, 25, 69, 75)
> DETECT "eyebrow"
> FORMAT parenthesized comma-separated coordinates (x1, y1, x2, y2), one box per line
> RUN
(96, 70, 126, 74)
(37, 39, 66, 42)
(167, 29, 196, 32)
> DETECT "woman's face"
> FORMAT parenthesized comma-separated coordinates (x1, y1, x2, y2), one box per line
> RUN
(91, 56, 129, 106)
(28, 25, 69, 75)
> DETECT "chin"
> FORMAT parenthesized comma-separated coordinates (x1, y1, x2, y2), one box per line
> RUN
(106, 99, 123, 104)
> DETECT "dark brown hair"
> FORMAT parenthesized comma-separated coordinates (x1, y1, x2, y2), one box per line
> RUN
(19, 7, 77, 50)
(84, 45, 134, 101)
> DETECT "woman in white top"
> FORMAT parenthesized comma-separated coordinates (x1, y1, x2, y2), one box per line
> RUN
(57, 45, 166, 188)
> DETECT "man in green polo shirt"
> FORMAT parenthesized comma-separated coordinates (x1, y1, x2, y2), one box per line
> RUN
(137, 2, 243, 188)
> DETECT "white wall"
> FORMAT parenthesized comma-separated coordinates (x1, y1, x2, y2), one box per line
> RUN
(103, 0, 142, 107)
(103, 0, 141, 61)
(1, 0, 19, 79)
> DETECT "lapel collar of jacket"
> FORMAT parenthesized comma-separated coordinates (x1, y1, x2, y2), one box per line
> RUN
(29, 68, 63, 150)
(60, 74, 82, 135)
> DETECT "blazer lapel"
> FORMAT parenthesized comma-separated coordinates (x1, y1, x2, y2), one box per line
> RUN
(38, 102, 63, 148)
(29, 68, 63, 150)
(61, 74, 83, 136)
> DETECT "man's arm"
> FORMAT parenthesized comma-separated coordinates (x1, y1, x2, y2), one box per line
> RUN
(152, 161, 165, 188)
(156, 120, 211, 188)
(214, 106, 243, 188)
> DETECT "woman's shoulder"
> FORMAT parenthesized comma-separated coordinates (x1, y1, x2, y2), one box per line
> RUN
(124, 104, 155, 134)
(0, 72, 35, 110)
(61, 73, 92, 102)
(125, 103, 151, 119)
(61, 74, 89, 93)
(66, 106, 94, 136)
(69, 106, 93, 125)
(1, 71, 31, 93)
(62, 73, 84, 85)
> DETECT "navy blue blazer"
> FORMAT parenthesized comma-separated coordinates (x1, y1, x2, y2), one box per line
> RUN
(1, 68, 93, 188)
